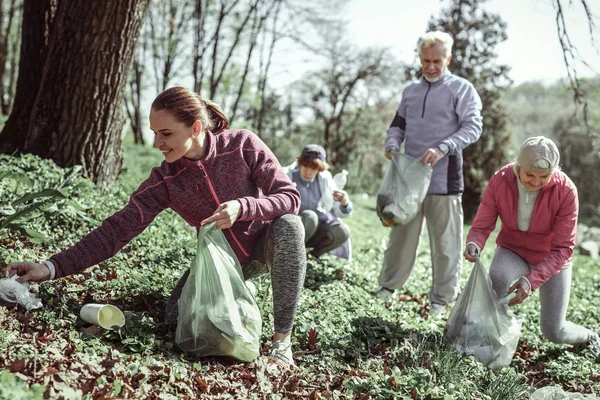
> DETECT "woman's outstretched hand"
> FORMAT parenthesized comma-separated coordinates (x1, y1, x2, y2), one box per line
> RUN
(201, 200, 242, 229)
(4, 262, 51, 284)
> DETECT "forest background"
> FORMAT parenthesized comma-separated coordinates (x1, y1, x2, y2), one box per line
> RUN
(0, 0, 600, 398)
(0, 0, 598, 223)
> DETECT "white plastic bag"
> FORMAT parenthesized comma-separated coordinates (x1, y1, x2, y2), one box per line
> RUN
(0, 275, 43, 310)
(444, 259, 523, 370)
(376, 152, 432, 225)
(530, 386, 599, 399)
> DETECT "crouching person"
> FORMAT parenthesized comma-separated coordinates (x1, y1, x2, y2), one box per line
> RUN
(465, 136, 599, 358)
(284, 144, 353, 258)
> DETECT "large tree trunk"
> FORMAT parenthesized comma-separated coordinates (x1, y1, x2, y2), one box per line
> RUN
(0, 0, 56, 151)
(24, 0, 149, 187)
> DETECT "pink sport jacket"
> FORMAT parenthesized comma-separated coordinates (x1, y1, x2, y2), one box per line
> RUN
(466, 163, 578, 291)
(50, 129, 300, 278)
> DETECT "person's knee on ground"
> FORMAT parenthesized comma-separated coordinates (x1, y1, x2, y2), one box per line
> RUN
(164, 269, 190, 325)
(310, 222, 350, 258)
(541, 321, 572, 344)
(299, 210, 319, 243)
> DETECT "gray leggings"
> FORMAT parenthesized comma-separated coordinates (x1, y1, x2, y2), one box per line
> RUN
(164, 214, 307, 334)
(300, 209, 350, 258)
(489, 247, 595, 344)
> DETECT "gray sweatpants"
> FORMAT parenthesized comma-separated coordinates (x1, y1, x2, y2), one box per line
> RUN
(379, 194, 463, 306)
(489, 247, 595, 344)
(165, 214, 307, 334)
(300, 209, 350, 258)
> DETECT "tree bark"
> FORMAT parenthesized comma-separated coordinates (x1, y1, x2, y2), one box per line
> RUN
(0, 0, 20, 115)
(23, 0, 149, 187)
(0, 0, 56, 151)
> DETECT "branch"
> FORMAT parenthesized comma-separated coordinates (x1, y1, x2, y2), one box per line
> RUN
(554, 0, 598, 146)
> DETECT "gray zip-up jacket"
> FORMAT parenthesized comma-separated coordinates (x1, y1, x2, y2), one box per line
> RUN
(384, 69, 483, 195)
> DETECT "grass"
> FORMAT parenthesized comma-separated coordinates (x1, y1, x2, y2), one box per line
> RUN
(0, 145, 599, 399)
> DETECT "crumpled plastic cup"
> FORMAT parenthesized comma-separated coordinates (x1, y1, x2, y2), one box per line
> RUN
(80, 304, 125, 330)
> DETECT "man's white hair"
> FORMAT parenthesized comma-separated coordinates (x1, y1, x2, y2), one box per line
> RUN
(418, 31, 454, 58)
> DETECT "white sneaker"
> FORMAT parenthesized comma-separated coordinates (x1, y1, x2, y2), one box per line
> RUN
(375, 286, 395, 299)
(266, 340, 295, 370)
(430, 303, 446, 317)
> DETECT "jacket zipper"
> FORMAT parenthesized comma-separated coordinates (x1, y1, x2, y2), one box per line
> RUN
(198, 161, 250, 257)
(421, 81, 431, 118)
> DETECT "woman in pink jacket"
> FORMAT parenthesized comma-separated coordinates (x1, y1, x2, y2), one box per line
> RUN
(464, 136, 599, 353)
(4, 87, 305, 369)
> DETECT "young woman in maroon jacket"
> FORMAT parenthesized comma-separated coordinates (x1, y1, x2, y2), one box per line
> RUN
(464, 136, 599, 357)
(4, 86, 306, 368)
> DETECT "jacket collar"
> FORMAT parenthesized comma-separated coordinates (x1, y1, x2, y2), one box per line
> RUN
(175, 130, 217, 168)
(509, 162, 560, 192)
(420, 68, 453, 85)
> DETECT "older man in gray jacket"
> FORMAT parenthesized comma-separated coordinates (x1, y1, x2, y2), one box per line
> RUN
(377, 31, 483, 316)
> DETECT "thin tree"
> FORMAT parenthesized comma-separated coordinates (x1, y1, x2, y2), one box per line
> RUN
(0, 0, 21, 115)
(254, 0, 282, 137)
(4, 0, 20, 116)
(0, 0, 56, 152)
(299, 19, 393, 166)
(553, 0, 599, 147)
(148, 0, 194, 93)
(125, 54, 145, 145)
(229, 0, 281, 123)
(125, 20, 150, 145)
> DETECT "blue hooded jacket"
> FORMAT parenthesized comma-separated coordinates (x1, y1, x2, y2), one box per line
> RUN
(384, 69, 483, 195)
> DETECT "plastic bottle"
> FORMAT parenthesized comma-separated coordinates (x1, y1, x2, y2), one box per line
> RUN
(333, 169, 348, 190)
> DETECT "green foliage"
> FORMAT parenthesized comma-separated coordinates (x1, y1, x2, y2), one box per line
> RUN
(421, 0, 513, 221)
(0, 155, 97, 244)
(503, 77, 600, 224)
(0, 369, 45, 400)
(0, 147, 599, 398)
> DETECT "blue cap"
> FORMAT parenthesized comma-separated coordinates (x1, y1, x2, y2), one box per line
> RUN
(300, 144, 327, 161)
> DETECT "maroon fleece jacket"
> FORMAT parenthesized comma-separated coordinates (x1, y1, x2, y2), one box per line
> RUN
(50, 129, 300, 279)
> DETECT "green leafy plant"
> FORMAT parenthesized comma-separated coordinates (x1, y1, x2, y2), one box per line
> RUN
(0, 369, 45, 399)
(0, 165, 94, 243)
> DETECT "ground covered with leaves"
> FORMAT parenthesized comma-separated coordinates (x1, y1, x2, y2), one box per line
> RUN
(1, 145, 599, 399)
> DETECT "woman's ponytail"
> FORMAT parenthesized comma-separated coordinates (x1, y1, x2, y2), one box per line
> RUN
(204, 100, 229, 133)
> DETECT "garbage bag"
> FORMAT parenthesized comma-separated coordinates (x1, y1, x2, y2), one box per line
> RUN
(376, 152, 432, 225)
(0, 275, 43, 310)
(175, 222, 262, 362)
(444, 259, 523, 370)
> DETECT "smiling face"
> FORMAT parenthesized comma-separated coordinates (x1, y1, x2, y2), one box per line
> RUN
(420, 42, 451, 82)
(150, 108, 203, 162)
(519, 168, 552, 192)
